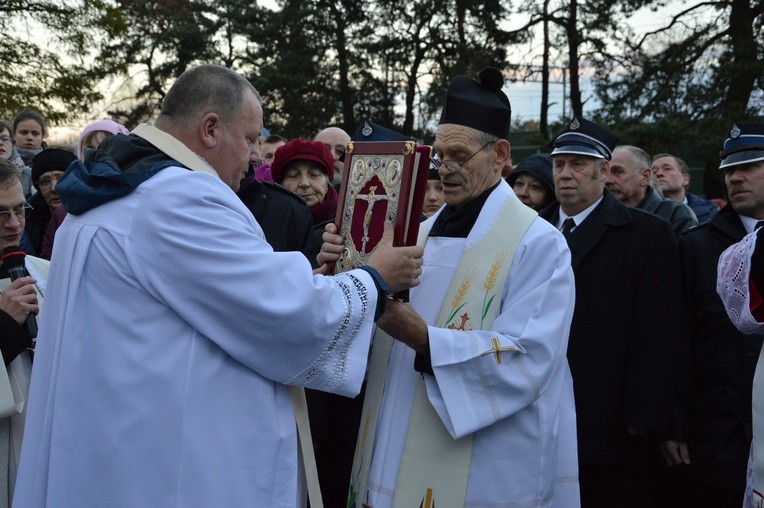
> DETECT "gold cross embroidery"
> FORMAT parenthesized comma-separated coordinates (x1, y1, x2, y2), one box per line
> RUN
(419, 488, 434, 508)
(481, 337, 516, 365)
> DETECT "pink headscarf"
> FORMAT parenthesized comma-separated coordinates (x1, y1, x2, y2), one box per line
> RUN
(77, 119, 129, 158)
(255, 163, 274, 182)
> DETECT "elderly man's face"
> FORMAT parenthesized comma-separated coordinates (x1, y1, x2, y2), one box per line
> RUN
(651, 156, 688, 198)
(605, 147, 648, 208)
(725, 161, 764, 220)
(433, 124, 502, 209)
(553, 154, 605, 216)
(315, 127, 349, 176)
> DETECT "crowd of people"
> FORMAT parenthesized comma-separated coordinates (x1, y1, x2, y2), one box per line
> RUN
(0, 63, 762, 508)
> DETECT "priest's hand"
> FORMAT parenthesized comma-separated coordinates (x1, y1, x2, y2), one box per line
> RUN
(659, 440, 691, 467)
(377, 299, 428, 354)
(0, 276, 38, 325)
(316, 222, 344, 268)
(367, 221, 423, 294)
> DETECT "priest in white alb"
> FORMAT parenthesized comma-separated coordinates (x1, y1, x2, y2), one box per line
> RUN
(345, 67, 580, 508)
(11, 65, 424, 508)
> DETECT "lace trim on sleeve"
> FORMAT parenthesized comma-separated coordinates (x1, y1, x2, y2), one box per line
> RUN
(288, 273, 370, 392)
(717, 231, 764, 335)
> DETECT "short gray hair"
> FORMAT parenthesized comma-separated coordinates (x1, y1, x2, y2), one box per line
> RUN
(593, 158, 606, 177)
(617, 145, 651, 174)
(477, 130, 500, 146)
(156, 65, 260, 128)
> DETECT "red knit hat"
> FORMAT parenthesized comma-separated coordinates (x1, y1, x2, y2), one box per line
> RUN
(270, 139, 335, 184)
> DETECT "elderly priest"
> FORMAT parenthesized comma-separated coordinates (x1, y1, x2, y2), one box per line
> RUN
(346, 67, 580, 508)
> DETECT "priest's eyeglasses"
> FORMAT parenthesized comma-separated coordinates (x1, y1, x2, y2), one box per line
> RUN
(0, 205, 33, 225)
(431, 140, 495, 173)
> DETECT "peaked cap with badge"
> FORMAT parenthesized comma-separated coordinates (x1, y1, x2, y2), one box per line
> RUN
(719, 122, 764, 170)
(351, 119, 441, 181)
(343, 120, 415, 165)
(351, 120, 414, 143)
(439, 67, 511, 139)
(549, 117, 620, 160)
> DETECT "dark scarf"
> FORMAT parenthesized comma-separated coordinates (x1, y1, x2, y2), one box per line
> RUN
(429, 181, 500, 238)
(310, 185, 338, 224)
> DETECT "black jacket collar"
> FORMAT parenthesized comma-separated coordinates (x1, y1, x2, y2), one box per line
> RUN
(705, 203, 746, 243)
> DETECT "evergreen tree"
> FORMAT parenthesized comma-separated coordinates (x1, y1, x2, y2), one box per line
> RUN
(0, 0, 112, 123)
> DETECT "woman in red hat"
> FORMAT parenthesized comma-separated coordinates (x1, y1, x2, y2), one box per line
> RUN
(271, 138, 338, 243)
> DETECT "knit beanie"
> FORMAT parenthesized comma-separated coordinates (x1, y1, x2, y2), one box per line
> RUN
(31, 148, 77, 192)
(77, 119, 129, 158)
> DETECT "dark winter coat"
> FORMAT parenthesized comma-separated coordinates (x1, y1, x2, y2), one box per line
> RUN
(23, 192, 51, 255)
(0, 264, 33, 365)
(236, 177, 317, 266)
(637, 186, 698, 238)
(686, 192, 719, 225)
(677, 204, 764, 490)
(540, 189, 685, 466)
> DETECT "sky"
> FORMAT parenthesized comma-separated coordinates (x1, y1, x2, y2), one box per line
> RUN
(502, 2, 698, 123)
(46, 0, 699, 142)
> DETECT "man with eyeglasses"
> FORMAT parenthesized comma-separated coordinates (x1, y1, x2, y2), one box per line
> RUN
(342, 67, 579, 507)
(538, 117, 685, 507)
(25, 148, 76, 255)
(0, 159, 48, 506)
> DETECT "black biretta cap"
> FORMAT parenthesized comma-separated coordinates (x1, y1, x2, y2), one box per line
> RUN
(550, 117, 619, 160)
(438, 67, 511, 139)
(719, 123, 764, 170)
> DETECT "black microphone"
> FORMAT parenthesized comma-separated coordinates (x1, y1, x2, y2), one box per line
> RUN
(1, 246, 38, 338)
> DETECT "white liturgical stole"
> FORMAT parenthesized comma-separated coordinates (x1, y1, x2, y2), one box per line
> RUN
(349, 194, 537, 508)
